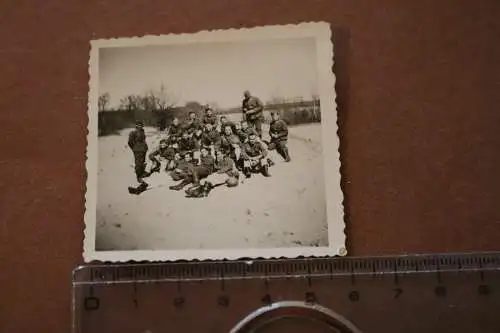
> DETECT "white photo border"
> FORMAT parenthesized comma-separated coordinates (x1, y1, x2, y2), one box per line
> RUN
(83, 22, 345, 262)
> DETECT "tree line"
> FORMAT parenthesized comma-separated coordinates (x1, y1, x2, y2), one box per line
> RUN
(97, 85, 321, 137)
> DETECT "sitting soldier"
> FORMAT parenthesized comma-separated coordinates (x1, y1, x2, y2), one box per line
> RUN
(202, 105, 218, 127)
(240, 133, 271, 178)
(220, 124, 243, 167)
(183, 111, 203, 135)
(219, 116, 237, 134)
(237, 120, 258, 143)
(148, 138, 177, 174)
(167, 117, 183, 140)
(201, 122, 222, 155)
(169, 152, 197, 183)
(177, 130, 200, 160)
(192, 127, 204, 149)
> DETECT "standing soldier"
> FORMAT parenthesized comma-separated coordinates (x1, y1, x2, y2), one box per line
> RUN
(267, 111, 291, 162)
(128, 121, 149, 185)
(202, 105, 218, 127)
(241, 133, 271, 178)
(241, 90, 264, 138)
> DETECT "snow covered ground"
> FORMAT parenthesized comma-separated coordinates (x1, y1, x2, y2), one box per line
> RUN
(94, 121, 328, 251)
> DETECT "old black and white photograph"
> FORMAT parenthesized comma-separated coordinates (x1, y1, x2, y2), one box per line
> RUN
(83, 23, 344, 261)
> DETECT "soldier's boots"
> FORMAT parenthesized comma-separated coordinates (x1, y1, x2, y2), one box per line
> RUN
(283, 147, 291, 162)
(128, 182, 148, 195)
(185, 182, 214, 198)
(192, 173, 200, 186)
(150, 163, 161, 174)
(169, 179, 191, 191)
(276, 146, 291, 162)
(267, 158, 275, 167)
(262, 165, 271, 177)
(136, 176, 149, 185)
(243, 168, 252, 179)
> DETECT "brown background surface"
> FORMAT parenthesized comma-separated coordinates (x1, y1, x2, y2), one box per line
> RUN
(1, 0, 499, 332)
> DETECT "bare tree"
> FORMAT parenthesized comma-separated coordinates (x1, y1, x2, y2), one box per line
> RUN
(119, 94, 143, 111)
(98, 93, 110, 111)
(143, 83, 179, 131)
(140, 83, 178, 112)
(156, 83, 178, 111)
(140, 91, 159, 112)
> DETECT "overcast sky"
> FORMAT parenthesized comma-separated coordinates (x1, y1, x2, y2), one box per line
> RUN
(99, 37, 318, 109)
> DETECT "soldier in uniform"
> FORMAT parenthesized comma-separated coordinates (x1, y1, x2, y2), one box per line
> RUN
(202, 106, 218, 127)
(167, 117, 183, 140)
(220, 125, 242, 167)
(237, 120, 275, 167)
(237, 120, 258, 143)
(201, 122, 222, 153)
(241, 90, 264, 138)
(219, 116, 237, 134)
(183, 111, 203, 135)
(148, 138, 177, 174)
(192, 127, 204, 149)
(178, 131, 200, 160)
(203, 150, 240, 188)
(170, 147, 215, 191)
(127, 121, 149, 185)
(240, 133, 271, 178)
(267, 112, 291, 162)
(169, 152, 196, 183)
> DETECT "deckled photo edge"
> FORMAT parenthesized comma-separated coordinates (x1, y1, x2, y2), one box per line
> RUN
(83, 40, 100, 262)
(82, 22, 345, 263)
(315, 27, 346, 257)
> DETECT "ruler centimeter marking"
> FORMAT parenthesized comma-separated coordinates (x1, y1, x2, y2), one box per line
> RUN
(74, 252, 500, 285)
(73, 253, 500, 333)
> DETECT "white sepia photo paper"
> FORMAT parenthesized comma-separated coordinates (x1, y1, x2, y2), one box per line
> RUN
(83, 22, 345, 262)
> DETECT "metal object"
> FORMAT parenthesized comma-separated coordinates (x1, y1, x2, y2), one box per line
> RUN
(72, 252, 500, 332)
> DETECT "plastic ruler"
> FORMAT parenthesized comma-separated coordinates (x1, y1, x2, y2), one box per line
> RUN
(72, 252, 500, 332)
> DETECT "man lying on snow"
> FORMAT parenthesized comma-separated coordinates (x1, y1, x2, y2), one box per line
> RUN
(169, 151, 198, 182)
(169, 146, 214, 191)
(168, 148, 240, 197)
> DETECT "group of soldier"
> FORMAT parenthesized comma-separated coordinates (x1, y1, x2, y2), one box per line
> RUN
(127, 91, 292, 197)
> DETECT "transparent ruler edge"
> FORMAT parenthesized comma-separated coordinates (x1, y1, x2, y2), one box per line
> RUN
(72, 251, 500, 286)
